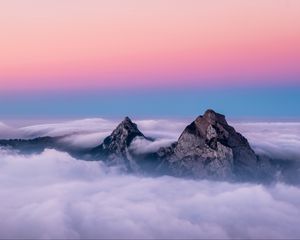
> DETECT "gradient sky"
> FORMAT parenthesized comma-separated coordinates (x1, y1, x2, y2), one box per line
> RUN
(0, 1, 299, 117)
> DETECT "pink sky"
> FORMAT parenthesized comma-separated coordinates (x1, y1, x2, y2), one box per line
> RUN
(0, 0, 300, 91)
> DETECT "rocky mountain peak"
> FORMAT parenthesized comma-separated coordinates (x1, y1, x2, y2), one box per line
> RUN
(118, 116, 142, 136)
(165, 109, 258, 180)
(202, 109, 227, 125)
(181, 109, 228, 143)
(91, 116, 146, 170)
(88, 109, 268, 181)
(122, 116, 133, 125)
(108, 116, 144, 147)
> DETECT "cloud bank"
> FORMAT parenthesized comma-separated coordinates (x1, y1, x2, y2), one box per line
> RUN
(233, 122, 300, 161)
(0, 148, 300, 239)
(1, 118, 300, 238)
(1, 118, 300, 161)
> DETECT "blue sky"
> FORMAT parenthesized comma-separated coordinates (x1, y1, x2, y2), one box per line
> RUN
(0, 86, 299, 119)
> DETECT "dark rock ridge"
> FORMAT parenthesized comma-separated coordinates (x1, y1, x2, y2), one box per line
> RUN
(0, 136, 59, 154)
(0, 135, 88, 158)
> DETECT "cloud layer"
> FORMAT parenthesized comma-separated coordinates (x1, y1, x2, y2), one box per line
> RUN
(1, 118, 300, 238)
(0, 148, 300, 239)
(3, 118, 300, 161)
(233, 122, 300, 161)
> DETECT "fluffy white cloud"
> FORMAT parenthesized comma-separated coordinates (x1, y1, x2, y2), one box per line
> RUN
(136, 119, 187, 139)
(0, 121, 20, 139)
(0, 148, 300, 239)
(19, 118, 117, 138)
(129, 137, 175, 154)
(233, 122, 300, 161)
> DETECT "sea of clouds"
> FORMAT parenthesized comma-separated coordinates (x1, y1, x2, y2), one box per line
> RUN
(1, 118, 300, 160)
(0, 118, 300, 238)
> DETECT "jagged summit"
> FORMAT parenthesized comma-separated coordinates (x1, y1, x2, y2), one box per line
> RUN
(116, 116, 143, 138)
(108, 116, 145, 147)
(122, 116, 133, 125)
(202, 109, 227, 125)
(159, 109, 258, 180)
(90, 116, 146, 170)
(181, 109, 228, 141)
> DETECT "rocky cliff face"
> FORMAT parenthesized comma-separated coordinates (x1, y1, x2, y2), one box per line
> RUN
(90, 117, 148, 171)
(157, 109, 259, 180)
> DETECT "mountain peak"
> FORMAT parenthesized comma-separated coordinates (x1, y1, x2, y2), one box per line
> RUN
(170, 109, 257, 180)
(91, 117, 146, 169)
(105, 117, 144, 147)
(116, 116, 142, 136)
(204, 109, 216, 115)
(200, 109, 227, 125)
(123, 116, 132, 124)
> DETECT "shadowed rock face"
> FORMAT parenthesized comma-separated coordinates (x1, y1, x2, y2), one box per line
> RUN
(158, 109, 259, 180)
